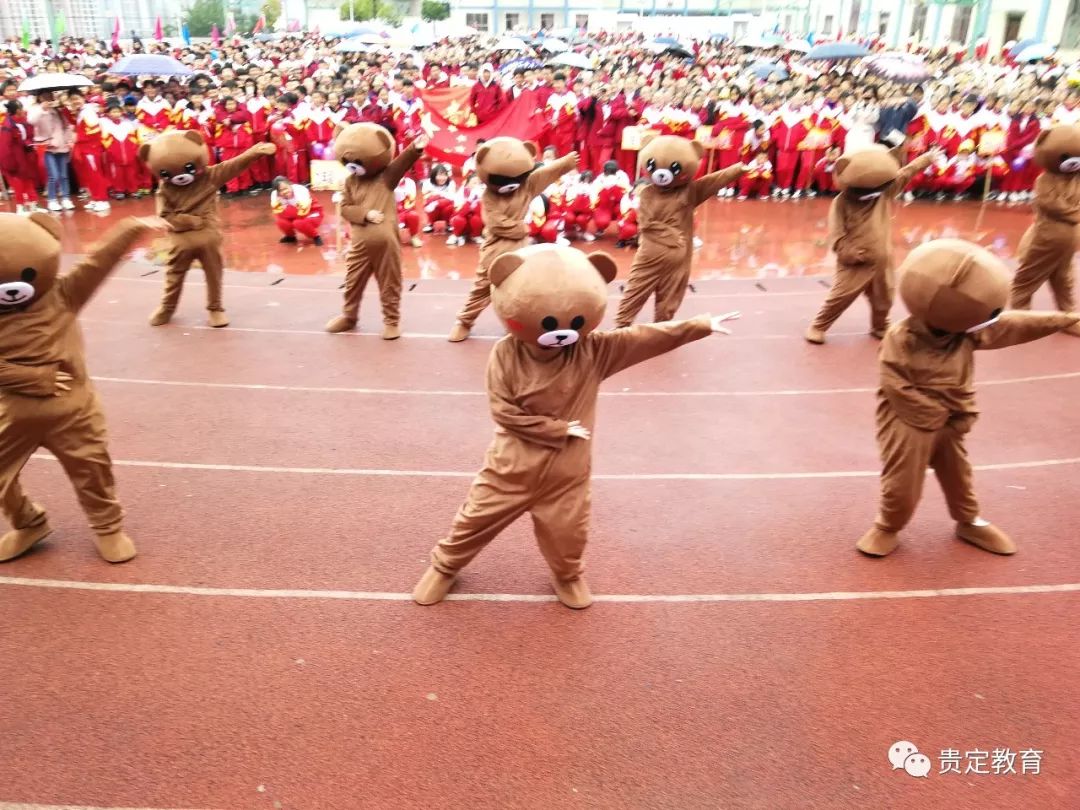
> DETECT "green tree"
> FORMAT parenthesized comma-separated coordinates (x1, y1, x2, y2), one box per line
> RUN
(421, 0, 449, 21)
(261, 0, 282, 27)
(185, 0, 224, 38)
(340, 0, 397, 21)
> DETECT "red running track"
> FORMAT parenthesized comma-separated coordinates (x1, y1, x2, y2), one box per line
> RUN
(2, 211, 1079, 808)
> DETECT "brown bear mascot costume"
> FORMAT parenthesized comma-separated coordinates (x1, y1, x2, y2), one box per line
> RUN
(613, 134, 746, 328)
(1009, 124, 1080, 336)
(413, 244, 740, 608)
(327, 123, 428, 339)
(805, 144, 940, 344)
(140, 131, 276, 328)
(0, 213, 167, 563)
(857, 238, 1079, 557)
(448, 137, 579, 342)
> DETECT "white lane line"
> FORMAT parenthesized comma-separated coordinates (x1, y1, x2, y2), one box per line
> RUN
(1, 575, 1078, 604)
(27, 454, 1080, 480)
(108, 276, 827, 298)
(88, 371, 1080, 398)
(80, 318, 860, 342)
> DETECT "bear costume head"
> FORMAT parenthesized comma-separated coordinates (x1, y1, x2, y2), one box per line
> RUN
(138, 131, 209, 187)
(638, 135, 704, 189)
(898, 239, 1010, 334)
(833, 145, 901, 198)
(474, 137, 538, 195)
(489, 245, 617, 349)
(334, 122, 396, 178)
(1032, 125, 1080, 173)
(0, 212, 63, 311)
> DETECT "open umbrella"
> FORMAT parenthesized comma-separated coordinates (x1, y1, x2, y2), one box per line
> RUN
(784, 40, 810, 53)
(863, 55, 930, 83)
(547, 51, 591, 70)
(805, 42, 869, 61)
(493, 37, 530, 51)
(501, 57, 543, 74)
(748, 61, 788, 80)
(1008, 38, 1040, 58)
(539, 38, 569, 53)
(109, 54, 192, 76)
(336, 37, 379, 53)
(18, 73, 94, 93)
(1016, 43, 1055, 63)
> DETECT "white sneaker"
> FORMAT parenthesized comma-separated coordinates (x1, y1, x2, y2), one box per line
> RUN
(446, 235, 460, 246)
(410, 236, 422, 248)
(473, 236, 483, 244)
(97, 201, 111, 212)
(582, 233, 595, 242)
(60, 198, 75, 211)
(48, 200, 62, 212)
(693, 236, 703, 249)
(555, 236, 571, 247)
(903, 192, 915, 203)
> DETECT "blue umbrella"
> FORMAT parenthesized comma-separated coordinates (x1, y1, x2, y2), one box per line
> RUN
(109, 54, 192, 76)
(749, 61, 788, 80)
(1008, 38, 1039, 58)
(804, 42, 869, 61)
(1016, 43, 1055, 63)
(501, 57, 543, 73)
(654, 36, 680, 46)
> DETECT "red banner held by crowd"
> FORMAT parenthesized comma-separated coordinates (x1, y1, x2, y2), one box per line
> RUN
(419, 87, 550, 168)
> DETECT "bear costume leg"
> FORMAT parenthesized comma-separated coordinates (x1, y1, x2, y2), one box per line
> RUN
(530, 476, 593, 609)
(1009, 227, 1075, 324)
(42, 393, 135, 563)
(0, 416, 50, 562)
(150, 246, 195, 326)
(373, 244, 403, 340)
(329, 242, 374, 333)
(652, 254, 693, 323)
(614, 251, 666, 328)
(931, 427, 1015, 554)
(449, 237, 526, 342)
(806, 265, 878, 343)
(198, 246, 229, 328)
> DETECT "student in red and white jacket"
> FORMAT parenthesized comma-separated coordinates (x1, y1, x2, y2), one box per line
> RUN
(448, 173, 484, 246)
(135, 82, 174, 132)
(545, 72, 579, 157)
(271, 176, 324, 245)
(67, 90, 111, 212)
(737, 150, 774, 200)
(614, 180, 644, 248)
(247, 90, 276, 188)
(563, 170, 598, 242)
(395, 176, 422, 247)
(215, 97, 255, 195)
(304, 90, 337, 161)
(421, 163, 456, 234)
(812, 145, 841, 195)
(101, 102, 141, 197)
(593, 160, 631, 236)
(469, 64, 504, 125)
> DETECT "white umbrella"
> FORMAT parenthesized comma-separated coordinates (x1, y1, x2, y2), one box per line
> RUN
(18, 73, 94, 93)
(493, 37, 530, 51)
(548, 51, 591, 70)
(784, 40, 810, 53)
(539, 38, 569, 53)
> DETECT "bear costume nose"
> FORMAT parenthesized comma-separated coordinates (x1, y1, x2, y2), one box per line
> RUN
(5, 289, 19, 298)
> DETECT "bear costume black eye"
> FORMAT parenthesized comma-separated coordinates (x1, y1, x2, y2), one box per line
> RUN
(989, 307, 1002, 320)
(671, 162, 682, 175)
(159, 169, 171, 178)
(184, 162, 195, 172)
(541, 316, 559, 331)
(645, 158, 656, 172)
(570, 315, 585, 330)
(20, 268, 36, 283)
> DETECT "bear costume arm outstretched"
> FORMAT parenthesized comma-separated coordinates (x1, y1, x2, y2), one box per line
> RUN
(205, 143, 275, 189)
(380, 143, 424, 191)
(972, 311, 1080, 350)
(526, 153, 578, 196)
(590, 315, 714, 379)
(58, 217, 151, 313)
(690, 165, 747, 206)
(485, 341, 570, 449)
(893, 152, 937, 192)
(1031, 172, 1080, 224)
(0, 361, 58, 397)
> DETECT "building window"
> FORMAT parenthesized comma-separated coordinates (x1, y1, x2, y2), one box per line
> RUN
(505, 12, 520, 32)
(540, 12, 555, 29)
(878, 10, 890, 36)
(1003, 12, 1024, 44)
(950, 5, 972, 43)
(848, 0, 861, 34)
(1063, 0, 1080, 49)
(465, 12, 489, 32)
(910, 3, 927, 40)
(822, 15, 834, 36)
(575, 14, 589, 28)
(784, 14, 793, 31)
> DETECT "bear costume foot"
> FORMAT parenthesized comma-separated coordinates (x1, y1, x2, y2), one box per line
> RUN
(869, 328, 887, 339)
(94, 531, 137, 563)
(552, 576, 593, 609)
(804, 327, 826, 345)
(0, 506, 51, 562)
(381, 324, 402, 340)
(448, 322, 471, 342)
(1063, 322, 1080, 338)
(412, 565, 456, 605)
(856, 526, 899, 557)
(207, 310, 230, 328)
(956, 521, 1016, 555)
(149, 306, 173, 326)
(325, 315, 357, 333)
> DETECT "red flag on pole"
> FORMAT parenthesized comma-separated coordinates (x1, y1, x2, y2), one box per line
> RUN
(252, 15, 266, 34)
(111, 16, 121, 50)
(420, 88, 550, 168)
(154, 16, 163, 40)
(211, 24, 221, 46)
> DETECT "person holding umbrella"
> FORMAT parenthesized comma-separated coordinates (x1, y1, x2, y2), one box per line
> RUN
(27, 91, 74, 213)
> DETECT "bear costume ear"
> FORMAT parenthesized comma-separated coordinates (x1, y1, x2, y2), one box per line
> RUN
(28, 212, 63, 242)
(834, 156, 851, 176)
(137, 143, 152, 163)
(690, 141, 705, 159)
(490, 252, 525, 288)
(183, 130, 205, 147)
(523, 141, 539, 158)
(1034, 130, 1050, 148)
(475, 143, 491, 166)
(587, 251, 618, 284)
(376, 127, 394, 151)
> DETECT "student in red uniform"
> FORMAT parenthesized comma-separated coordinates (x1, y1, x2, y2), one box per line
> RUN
(448, 172, 484, 246)
(545, 72, 579, 157)
(271, 176, 324, 245)
(215, 96, 255, 195)
(614, 179, 644, 248)
(269, 92, 309, 185)
(421, 163, 456, 234)
(737, 150, 774, 200)
(101, 102, 140, 198)
(593, 160, 630, 236)
(246, 89, 275, 189)
(469, 64, 504, 124)
(304, 90, 336, 161)
(812, 145, 840, 195)
(1001, 98, 1042, 202)
(564, 169, 598, 242)
(395, 176, 422, 247)
(67, 90, 111, 212)
(0, 100, 39, 213)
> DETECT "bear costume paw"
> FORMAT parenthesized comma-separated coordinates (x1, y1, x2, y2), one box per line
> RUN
(94, 531, 137, 563)
(804, 327, 826, 345)
(325, 315, 357, 334)
(956, 521, 1016, 555)
(381, 324, 401, 340)
(448, 322, 471, 342)
(856, 526, 899, 557)
(0, 506, 51, 562)
(207, 311, 230, 328)
(552, 576, 593, 609)
(412, 565, 456, 605)
(149, 307, 173, 327)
